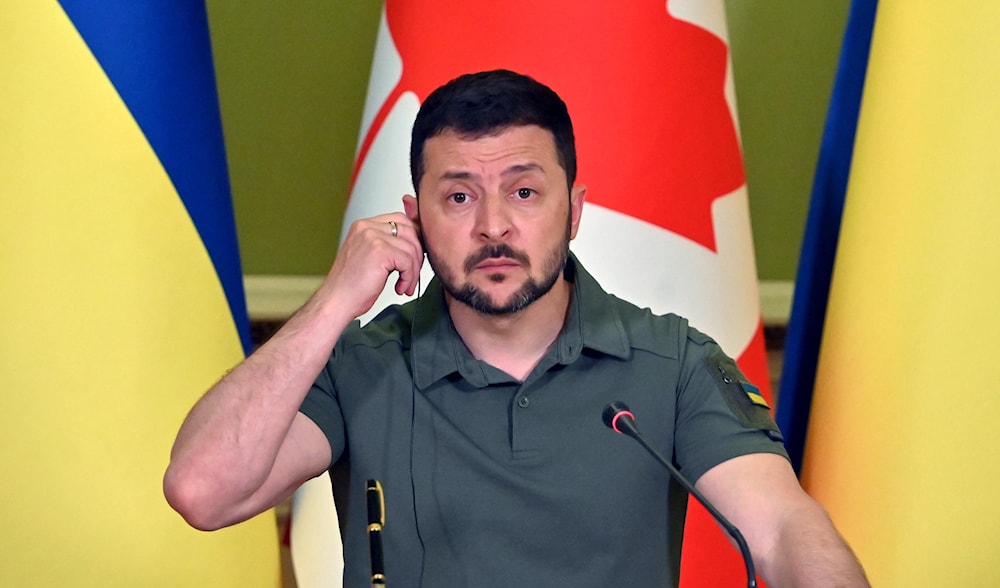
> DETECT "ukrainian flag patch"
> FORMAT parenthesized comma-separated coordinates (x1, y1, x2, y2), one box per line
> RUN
(740, 381, 770, 409)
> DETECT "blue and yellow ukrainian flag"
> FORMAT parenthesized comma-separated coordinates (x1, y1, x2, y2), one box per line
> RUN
(1, 2, 279, 585)
(782, 2, 1000, 585)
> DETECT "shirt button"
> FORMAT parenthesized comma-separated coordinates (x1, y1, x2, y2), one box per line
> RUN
(517, 397, 530, 408)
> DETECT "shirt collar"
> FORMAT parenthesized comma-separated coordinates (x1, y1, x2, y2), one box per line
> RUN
(410, 253, 631, 390)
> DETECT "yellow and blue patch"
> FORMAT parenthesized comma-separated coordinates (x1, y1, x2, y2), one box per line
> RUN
(740, 381, 771, 409)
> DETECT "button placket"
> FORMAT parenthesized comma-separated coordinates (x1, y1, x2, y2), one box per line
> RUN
(510, 382, 536, 456)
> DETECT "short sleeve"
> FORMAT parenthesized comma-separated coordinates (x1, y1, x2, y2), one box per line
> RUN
(672, 331, 788, 484)
(298, 347, 348, 468)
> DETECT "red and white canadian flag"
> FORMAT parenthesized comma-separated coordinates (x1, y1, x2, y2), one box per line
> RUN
(292, 1, 772, 586)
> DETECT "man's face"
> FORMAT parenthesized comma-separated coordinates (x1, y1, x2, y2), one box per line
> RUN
(415, 125, 585, 315)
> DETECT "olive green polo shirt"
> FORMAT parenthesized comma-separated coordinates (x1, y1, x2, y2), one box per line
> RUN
(300, 254, 786, 588)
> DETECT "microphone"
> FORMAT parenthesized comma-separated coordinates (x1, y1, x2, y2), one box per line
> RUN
(602, 401, 757, 588)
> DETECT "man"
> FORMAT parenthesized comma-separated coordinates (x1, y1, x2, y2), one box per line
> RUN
(164, 70, 868, 587)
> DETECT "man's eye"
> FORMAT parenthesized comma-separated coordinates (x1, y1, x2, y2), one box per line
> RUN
(515, 188, 534, 199)
(450, 192, 468, 204)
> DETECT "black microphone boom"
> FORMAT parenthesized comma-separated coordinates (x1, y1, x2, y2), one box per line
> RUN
(602, 401, 757, 588)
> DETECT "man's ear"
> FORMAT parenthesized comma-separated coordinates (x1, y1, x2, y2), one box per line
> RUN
(402, 194, 425, 251)
(569, 185, 587, 240)
(402, 194, 419, 222)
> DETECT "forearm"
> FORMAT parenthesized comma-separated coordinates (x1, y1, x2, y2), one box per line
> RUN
(697, 455, 869, 588)
(758, 502, 870, 588)
(163, 289, 352, 526)
(164, 211, 423, 529)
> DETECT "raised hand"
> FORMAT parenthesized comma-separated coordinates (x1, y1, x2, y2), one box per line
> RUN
(320, 212, 424, 323)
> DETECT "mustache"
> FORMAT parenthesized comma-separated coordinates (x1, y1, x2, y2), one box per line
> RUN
(463, 244, 531, 274)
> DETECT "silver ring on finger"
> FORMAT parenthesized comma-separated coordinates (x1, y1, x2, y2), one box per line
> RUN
(387, 220, 398, 237)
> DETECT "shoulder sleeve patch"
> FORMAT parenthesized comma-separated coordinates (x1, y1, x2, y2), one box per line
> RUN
(740, 381, 771, 409)
(704, 352, 783, 441)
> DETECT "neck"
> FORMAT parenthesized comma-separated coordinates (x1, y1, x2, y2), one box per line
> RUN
(447, 278, 572, 381)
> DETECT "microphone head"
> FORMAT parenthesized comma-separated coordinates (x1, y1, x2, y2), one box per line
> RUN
(602, 400, 633, 433)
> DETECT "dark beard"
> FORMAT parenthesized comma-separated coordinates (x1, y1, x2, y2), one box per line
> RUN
(426, 227, 570, 316)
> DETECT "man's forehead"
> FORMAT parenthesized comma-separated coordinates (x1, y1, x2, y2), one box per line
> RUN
(423, 125, 557, 164)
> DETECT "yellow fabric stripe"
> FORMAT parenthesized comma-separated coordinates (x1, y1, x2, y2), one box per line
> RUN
(0, 2, 279, 586)
(746, 392, 770, 409)
(801, 3, 1000, 587)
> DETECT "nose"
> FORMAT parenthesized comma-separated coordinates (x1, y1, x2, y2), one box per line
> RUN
(474, 193, 512, 242)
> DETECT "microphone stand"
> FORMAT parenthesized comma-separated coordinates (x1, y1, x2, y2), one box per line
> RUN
(603, 401, 757, 588)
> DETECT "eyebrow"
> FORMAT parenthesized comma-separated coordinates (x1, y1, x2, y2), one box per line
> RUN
(438, 163, 545, 182)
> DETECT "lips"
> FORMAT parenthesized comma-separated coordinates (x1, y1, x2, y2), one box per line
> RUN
(475, 258, 520, 270)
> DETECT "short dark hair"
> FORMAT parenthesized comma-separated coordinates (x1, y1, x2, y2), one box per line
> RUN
(410, 69, 576, 194)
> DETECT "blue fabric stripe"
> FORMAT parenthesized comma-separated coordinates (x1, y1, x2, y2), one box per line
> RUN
(776, 0, 879, 475)
(58, 0, 251, 354)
